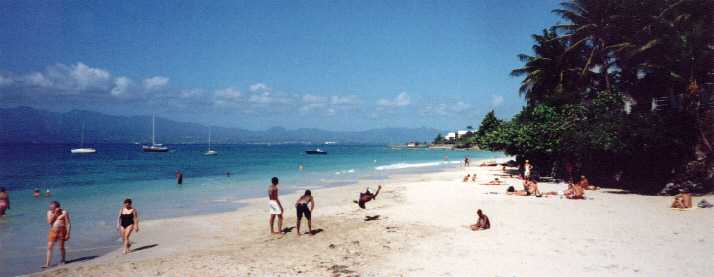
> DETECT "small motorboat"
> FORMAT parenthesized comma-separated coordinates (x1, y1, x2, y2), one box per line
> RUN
(305, 148, 327, 155)
(71, 148, 97, 154)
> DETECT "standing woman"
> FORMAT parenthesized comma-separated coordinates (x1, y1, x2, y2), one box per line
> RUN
(117, 199, 139, 254)
(0, 187, 9, 217)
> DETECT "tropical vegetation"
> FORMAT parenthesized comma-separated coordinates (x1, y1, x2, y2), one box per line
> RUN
(477, 0, 713, 193)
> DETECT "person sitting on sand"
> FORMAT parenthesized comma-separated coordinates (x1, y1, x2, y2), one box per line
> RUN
(44, 201, 70, 268)
(295, 190, 315, 236)
(471, 174, 477, 182)
(470, 209, 490, 231)
(483, 178, 502, 186)
(577, 175, 598, 190)
(268, 177, 284, 234)
(0, 187, 9, 217)
(463, 174, 470, 182)
(354, 185, 382, 209)
(117, 198, 139, 254)
(671, 191, 692, 209)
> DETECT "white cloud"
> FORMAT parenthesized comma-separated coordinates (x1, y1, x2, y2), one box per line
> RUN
(491, 94, 504, 107)
(213, 87, 242, 105)
(377, 92, 410, 107)
(143, 76, 169, 90)
(110, 76, 132, 97)
(25, 72, 52, 88)
(249, 83, 270, 92)
(70, 62, 111, 90)
(418, 100, 472, 117)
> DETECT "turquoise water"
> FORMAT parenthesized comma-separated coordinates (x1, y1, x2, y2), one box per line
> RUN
(0, 144, 502, 276)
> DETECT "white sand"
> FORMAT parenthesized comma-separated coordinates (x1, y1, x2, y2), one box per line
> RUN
(30, 159, 714, 276)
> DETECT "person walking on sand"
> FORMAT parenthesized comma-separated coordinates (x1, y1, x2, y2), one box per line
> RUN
(0, 187, 9, 217)
(295, 190, 315, 236)
(470, 209, 490, 231)
(43, 201, 70, 268)
(268, 177, 284, 234)
(117, 199, 139, 254)
(354, 185, 382, 209)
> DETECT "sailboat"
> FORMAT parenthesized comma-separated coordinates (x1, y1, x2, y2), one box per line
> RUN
(204, 127, 217, 156)
(71, 123, 97, 154)
(142, 114, 169, 152)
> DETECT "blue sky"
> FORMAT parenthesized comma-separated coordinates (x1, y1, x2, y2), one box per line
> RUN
(0, 0, 560, 131)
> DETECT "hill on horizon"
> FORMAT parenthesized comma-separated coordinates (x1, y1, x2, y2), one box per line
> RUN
(0, 106, 443, 145)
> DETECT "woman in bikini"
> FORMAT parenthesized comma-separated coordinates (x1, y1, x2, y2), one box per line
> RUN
(0, 187, 9, 217)
(117, 198, 139, 254)
(44, 201, 70, 268)
(295, 190, 315, 236)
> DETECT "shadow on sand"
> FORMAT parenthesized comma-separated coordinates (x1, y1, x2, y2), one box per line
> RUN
(308, 228, 324, 235)
(364, 215, 380, 221)
(66, 256, 98, 264)
(132, 244, 158, 253)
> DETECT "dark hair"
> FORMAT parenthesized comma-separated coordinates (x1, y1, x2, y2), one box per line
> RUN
(124, 198, 132, 204)
(271, 177, 279, 185)
(304, 189, 311, 196)
(51, 201, 60, 207)
(477, 209, 483, 215)
(507, 186, 515, 192)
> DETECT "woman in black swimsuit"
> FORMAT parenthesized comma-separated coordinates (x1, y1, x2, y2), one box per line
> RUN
(117, 198, 139, 254)
(295, 190, 315, 236)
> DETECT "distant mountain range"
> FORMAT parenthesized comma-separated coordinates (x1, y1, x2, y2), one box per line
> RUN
(0, 106, 443, 145)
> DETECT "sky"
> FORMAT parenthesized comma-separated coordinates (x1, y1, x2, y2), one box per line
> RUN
(0, 0, 561, 131)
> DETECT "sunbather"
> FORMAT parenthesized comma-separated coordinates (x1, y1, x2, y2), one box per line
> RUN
(483, 178, 502, 185)
(671, 192, 692, 209)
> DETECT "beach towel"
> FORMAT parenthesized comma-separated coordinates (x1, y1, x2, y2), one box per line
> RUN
(697, 199, 713, 208)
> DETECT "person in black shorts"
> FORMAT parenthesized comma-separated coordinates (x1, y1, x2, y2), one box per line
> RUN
(295, 190, 315, 236)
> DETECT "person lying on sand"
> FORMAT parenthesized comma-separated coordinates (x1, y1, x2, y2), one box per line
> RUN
(354, 185, 382, 209)
(578, 176, 598, 190)
(671, 192, 692, 209)
(470, 209, 490, 231)
(506, 180, 541, 196)
(564, 183, 585, 199)
(482, 178, 502, 185)
(463, 174, 470, 182)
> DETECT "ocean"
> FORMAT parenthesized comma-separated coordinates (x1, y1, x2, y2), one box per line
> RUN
(0, 144, 503, 276)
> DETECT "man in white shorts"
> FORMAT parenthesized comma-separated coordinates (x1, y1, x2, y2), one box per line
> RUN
(268, 177, 283, 234)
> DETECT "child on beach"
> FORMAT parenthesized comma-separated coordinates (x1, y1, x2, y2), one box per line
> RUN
(671, 191, 692, 209)
(463, 174, 471, 182)
(44, 201, 70, 268)
(295, 190, 315, 235)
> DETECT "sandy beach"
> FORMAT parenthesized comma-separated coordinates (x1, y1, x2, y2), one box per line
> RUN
(29, 159, 714, 277)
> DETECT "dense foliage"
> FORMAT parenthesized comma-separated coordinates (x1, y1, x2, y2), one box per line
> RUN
(478, 0, 713, 193)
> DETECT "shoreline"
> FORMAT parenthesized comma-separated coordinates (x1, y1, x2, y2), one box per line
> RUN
(28, 156, 714, 276)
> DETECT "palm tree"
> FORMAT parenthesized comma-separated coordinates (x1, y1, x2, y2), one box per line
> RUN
(552, 0, 625, 93)
(511, 28, 583, 106)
